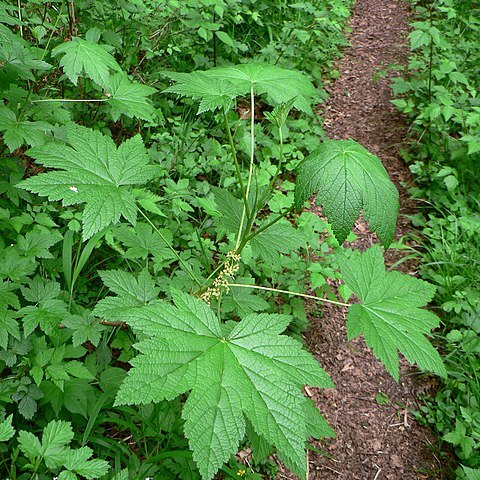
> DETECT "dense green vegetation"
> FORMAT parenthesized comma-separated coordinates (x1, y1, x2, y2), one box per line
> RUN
(393, 1, 480, 478)
(0, 0, 465, 478)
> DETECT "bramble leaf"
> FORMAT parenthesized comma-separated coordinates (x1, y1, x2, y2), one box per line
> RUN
(294, 139, 399, 246)
(17, 226, 62, 258)
(164, 72, 244, 114)
(0, 24, 51, 82)
(338, 245, 446, 380)
(17, 124, 159, 239)
(113, 291, 333, 479)
(93, 269, 160, 321)
(52, 38, 121, 88)
(222, 286, 270, 317)
(0, 307, 21, 349)
(463, 466, 480, 480)
(250, 219, 306, 265)
(113, 223, 176, 262)
(63, 446, 110, 479)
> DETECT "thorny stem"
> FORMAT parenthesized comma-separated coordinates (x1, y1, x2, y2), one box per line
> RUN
(237, 205, 294, 252)
(139, 209, 203, 287)
(228, 283, 351, 307)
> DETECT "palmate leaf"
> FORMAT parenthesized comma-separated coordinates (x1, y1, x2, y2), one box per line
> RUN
(93, 269, 160, 321)
(17, 124, 159, 239)
(112, 291, 334, 479)
(295, 139, 399, 246)
(0, 24, 51, 83)
(338, 245, 447, 380)
(0, 106, 53, 152)
(164, 63, 316, 114)
(163, 72, 244, 114)
(250, 219, 306, 265)
(52, 38, 121, 88)
(106, 73, 157, 122)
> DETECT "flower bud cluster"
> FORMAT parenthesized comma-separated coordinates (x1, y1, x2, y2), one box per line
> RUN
(200, 250, 241, 304)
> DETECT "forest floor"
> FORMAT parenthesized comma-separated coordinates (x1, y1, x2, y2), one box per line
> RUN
(279, 1, 446, 479)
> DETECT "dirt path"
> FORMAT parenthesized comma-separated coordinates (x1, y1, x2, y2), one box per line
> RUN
(294, 1, 443, 479)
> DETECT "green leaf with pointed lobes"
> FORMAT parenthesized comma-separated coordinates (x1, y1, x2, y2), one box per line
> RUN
(17, 124, 160, 240)
(164, 63, 316, 114)
(113, 290, 334, 480)
(338, 245, 446, 381)
(295, 139, 399, 246)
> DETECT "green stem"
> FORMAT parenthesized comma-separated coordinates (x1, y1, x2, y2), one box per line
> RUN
(31, 98, 109, 103)
(228, 283, 350, 307)
(224, 114, 250, 220)
(17, 0, 23, 37)
(237, 205, 294, 252)
(139, 209, 202, 287)
(18, 4, 64, 120)
(256, 124, 285, 210)
(235, 85, 256, 250)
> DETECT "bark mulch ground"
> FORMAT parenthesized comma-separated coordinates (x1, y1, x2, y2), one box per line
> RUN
(279, 1, 446, 479)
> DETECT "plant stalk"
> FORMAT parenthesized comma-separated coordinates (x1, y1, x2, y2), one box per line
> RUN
(224, 114, 250, 220)
(139, 209, 202, 287)
(235, 85, 256, 250)
(228, 283, 350, 307)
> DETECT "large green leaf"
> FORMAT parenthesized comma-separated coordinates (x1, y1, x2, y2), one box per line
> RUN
(338, 245, 446, 380)
(164, 63, 316, 114)
(106, 73, 157, 122)
(112, 291, 333, 479)
(250, 219, 306, 265)
(52, 38, 121, 88)
(0, 24, 51, 82)
(164, 72, 244, 114)
(294, 139, 399, 246)
(18, 124, 159, 239)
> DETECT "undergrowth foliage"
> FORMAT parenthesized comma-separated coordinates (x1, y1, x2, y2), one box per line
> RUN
(392, 1, 480, 477)
(1, 0, 446, 478)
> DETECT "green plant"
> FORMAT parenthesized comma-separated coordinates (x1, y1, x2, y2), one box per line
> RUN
(391, 0, 480, 474)
(14, 61, 445, 479)
(1, 1, 446, 478)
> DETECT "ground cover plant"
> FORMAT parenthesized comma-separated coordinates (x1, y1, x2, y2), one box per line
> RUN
(392, 0, 480, 477)
(0, 0, 447, 478)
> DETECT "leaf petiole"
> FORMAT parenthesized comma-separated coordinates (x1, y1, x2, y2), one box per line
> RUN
(235, 85, 256, 250)
(227, 283, 350, 307)
(139, 209, 203, 287)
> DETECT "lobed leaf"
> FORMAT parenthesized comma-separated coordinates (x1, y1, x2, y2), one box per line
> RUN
(114, 291, 334, 479)
(17, 124, 159, 239)
(338, 245, 447, 380)
(52, 38, 121, 88)
(295, 139, 399, 246)
(164, 63, 316, 114)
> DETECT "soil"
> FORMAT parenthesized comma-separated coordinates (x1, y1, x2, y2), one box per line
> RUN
(278, 1, 446, 479)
